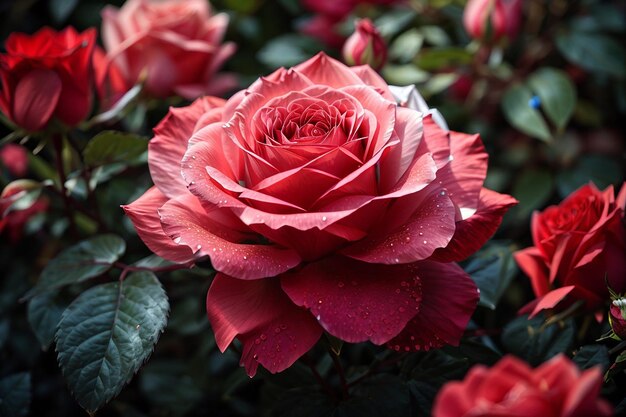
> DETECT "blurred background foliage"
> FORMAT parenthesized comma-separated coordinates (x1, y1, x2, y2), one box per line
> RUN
(1, 0, 625, 416)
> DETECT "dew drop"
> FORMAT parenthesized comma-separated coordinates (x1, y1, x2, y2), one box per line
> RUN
(394, 258, 400, 263)
(174, 237, 182, 244)
(405, 237, 411, 242)
(254, 338, 261, 345)
(418, 232, 423, 236)
(243, 256, 248, 260)
(395, 289, 401, 294)
(191, 155, 196, 160)
(393, 345, 400, 351)
(316, 314, 321, 321)
(274, 327, 281, 333)
(322, 216, 327, 222)
(253, 354, 258, 359)
(439, 190, 446, 196)
(318, 299, 323, 304)
(338, 281, 345, 288)
(423, 240, 427, 244)
(260, 334, 267, 341)
(196, 244, 202, 250)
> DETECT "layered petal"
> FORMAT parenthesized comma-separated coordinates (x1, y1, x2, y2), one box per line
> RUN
(207, 274, 322, 376)
(387, 261, 479, 351)
(433, 188, 518, 262)
(159, 194, 302, 279)
(12, 68, 62, 132)
(122, 186, 194, 264)
(281, 256, 422, 344)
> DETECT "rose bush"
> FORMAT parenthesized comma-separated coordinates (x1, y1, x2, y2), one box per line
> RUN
(101, 0, 236, 99)
(433, 354, 613, 417)
(0, 27, 96, 132)
(124, 53, 516, 376)
(515, 183, 626, 316)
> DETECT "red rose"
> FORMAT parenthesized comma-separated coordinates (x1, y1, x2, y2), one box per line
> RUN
(342, 19, 388, 71)
(0, 27, 96, 132)
(0, 144, 28, 177)
(101, 0, 236, 99)
(433, 354, 613, 417)
(0, 180, 48, 243)
(124, 53, 516, 376)
(463, 0, 523, 42)
(515, 183, 626, 316)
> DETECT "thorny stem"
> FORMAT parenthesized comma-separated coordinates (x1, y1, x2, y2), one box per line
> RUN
(328, 348, 349, 400)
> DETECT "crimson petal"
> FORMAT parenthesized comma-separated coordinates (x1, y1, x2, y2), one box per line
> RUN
(207, 274, 322, 376)
(387, 261, 479, 351)
(281, 256, 422, 345)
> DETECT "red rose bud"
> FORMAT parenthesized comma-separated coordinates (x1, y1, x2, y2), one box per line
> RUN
(463, 0, 523, 42)
(515, 182, 626, 316)
(0, 144, 28, 177)
(433, 355, 613, 417)
(609, 299, 626, 340)
(0, 27, 96, 132)
(342, 19, 387, 71)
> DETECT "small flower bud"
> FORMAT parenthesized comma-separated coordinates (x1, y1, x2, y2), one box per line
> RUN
(342, 19, 387, 71)
(463, 0, 523, 42)
(609, 299, 626, 340)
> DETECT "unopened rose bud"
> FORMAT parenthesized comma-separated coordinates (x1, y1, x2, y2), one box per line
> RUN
(342, 19, 387, 71)
(463, 0, 523, 42)
(609, 299, 626, 340)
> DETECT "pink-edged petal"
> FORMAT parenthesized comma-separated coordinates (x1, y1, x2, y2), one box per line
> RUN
(514, 247, 551, 298)
(350, 65, 395, 101)
(438, 128, 488, 220)
(387, 261, 479, 351)
(207, 274, 322, 376)
(281, 256, 422, 345)
(294, 52, 365, 88)
(617, 182, 626, 211)
(13, 68, 62, 131)
(159, 194, 301, 279)
(149, 97, 225, 198)
(528, 286, 576, 317)
(379, 107, 424, 191)
(341, 185, 456, 264)
(432, 188, 518, 262)
(122, 186, 194, 263)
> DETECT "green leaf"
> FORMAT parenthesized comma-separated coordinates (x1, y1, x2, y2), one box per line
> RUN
(527, 68, 577, 130)
(420, 26, 451, 46)
(415, 47, 473, 71)
(48, 0, 78, 23)
(30, 234, 126, 295)
(465, 242, 518, 310)
(501, 314, 575, 366)
(83, 131, 147, 167)
(0, 373, 31, 417)
(572, 345, 610, 371)
(511, 168, 554, 220)
(257, 35, 321, 69)
(56, 272, 169, 414)
(374, 9, 417, 38)
(556, 31, 626, 78)
(556, 155, 623, 198)
(382, 65, 430, 85)
(389, 29, 424, 63)
(27, 291, 67, 350)
(502, 84, 552, 141)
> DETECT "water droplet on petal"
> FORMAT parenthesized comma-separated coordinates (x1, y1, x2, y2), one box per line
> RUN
(423, 240, 427, 244)
(322, 216, 327, 222)
(174, 237, 181, 244)
(196, 244, 202, 250)
(338, 281, 345, 288)
(260, 334, 267, 341)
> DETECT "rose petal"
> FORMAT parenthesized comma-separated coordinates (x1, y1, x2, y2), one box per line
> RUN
(281, 256, 422, 344)
(150, 97, 225, 198)
(159, 194, 301, 279)
(432, 188, 518, 262)
(122, 186, 194, 263)
(386, 261, 479, 351)
(514, 247, 551, 297)
(350, 65, 395, 101)
(562, 367, 613, 417)
(528, 286, 576, 317)
(207, 274, 322, 376)
(341, 185, 456, 264)
(294, 52, 364, 88)
(12, 68, 62, 131)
